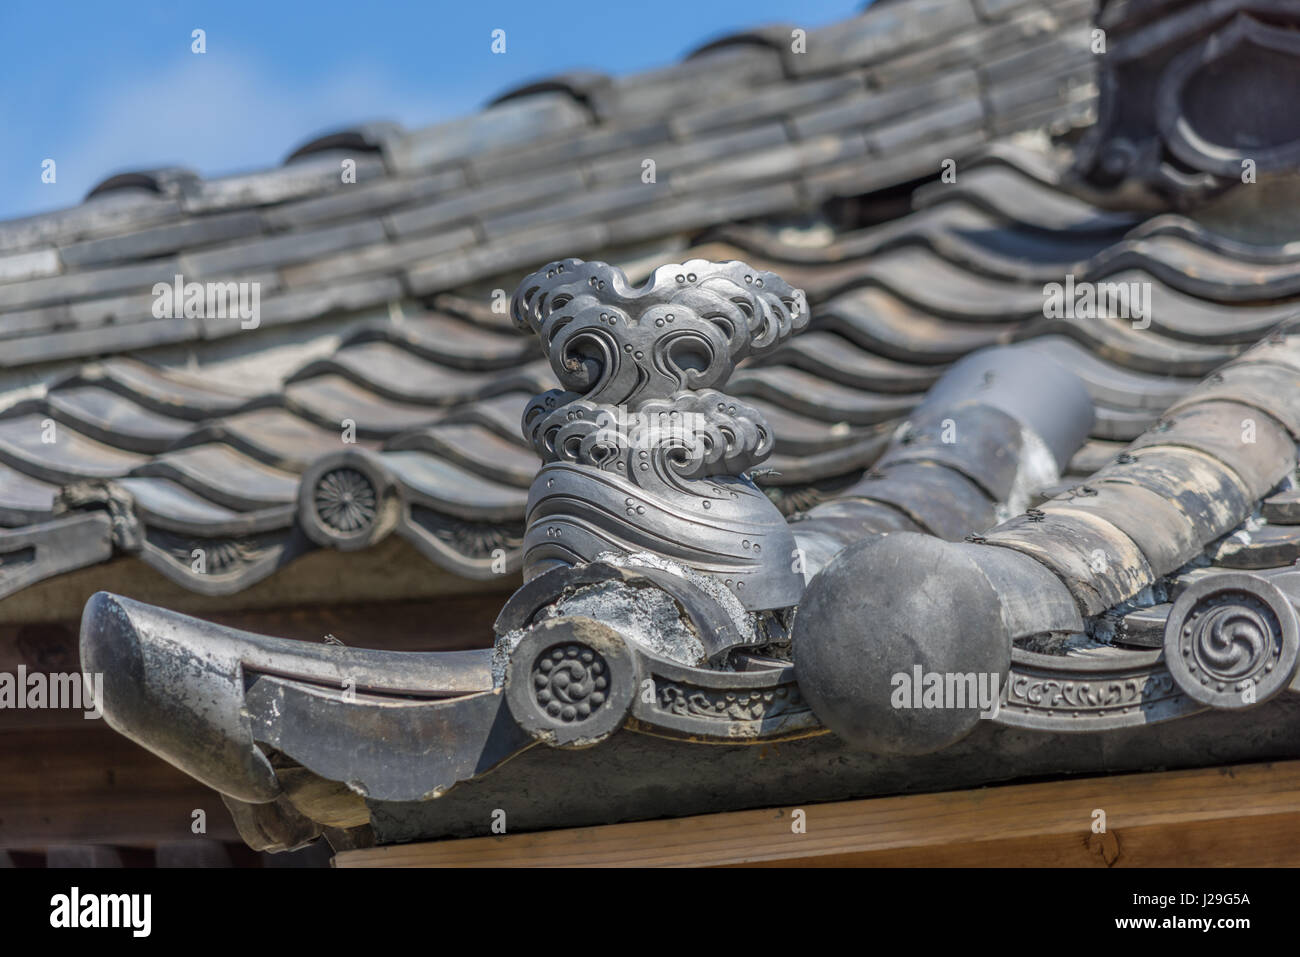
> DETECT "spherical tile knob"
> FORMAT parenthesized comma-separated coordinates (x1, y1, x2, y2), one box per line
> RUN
(791, 532, 1012, 755)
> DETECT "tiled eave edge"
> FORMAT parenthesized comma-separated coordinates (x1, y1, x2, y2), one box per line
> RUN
(0, 447, 528, 606)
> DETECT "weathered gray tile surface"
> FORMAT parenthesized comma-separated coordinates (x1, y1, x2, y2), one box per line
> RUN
(13, 0, 1287, 605)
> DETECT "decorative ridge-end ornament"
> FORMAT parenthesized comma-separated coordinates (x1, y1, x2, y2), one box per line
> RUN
(1163, 573, 1300, 709)
(512, 258, 810, 611)
(1073, 3, 1300, 209)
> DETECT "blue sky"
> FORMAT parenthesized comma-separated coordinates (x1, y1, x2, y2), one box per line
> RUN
(0, 0, 863, 222)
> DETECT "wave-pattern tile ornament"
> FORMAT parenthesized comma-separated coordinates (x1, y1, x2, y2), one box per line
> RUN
(512, 259, 809, 610)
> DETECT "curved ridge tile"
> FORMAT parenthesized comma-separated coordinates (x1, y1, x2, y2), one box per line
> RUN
(0, 462, 60, 525)
(177, 407, 380, 472)
(283, 374, 448, 437)
(729, 364, 922, 424)
(962, 140, 1070, 185)
(759, 329, 944, 392)
(341, 311, 535, 371)
(69, 357, 253, 421)
(711, 199, 1300, 309)
(743, 397, 894, 456)
(1020, 336, 1193, 412)
(115, 476, 294, 536)
(764, 434, 894, 484)
(437, 392, 534, 443)
(1016, 314, 1239, 376)
(1129, 214, 1300, 264)
(384, 422, 540, 488)
(1086, 235, 1300, 302)
(913, 164, 1141, 233)
(44, 385, 194, 453)
(925, 219, 1107, 277)
(289, 340, 552, 406)
(776, 246, 1299, 336)
(133, 444, 300, 511)
(819, 287, 1021, 362)
(0, 414, 149, 483)
(380, 450, 528, 522)
(1114, 270, 1297, 343)
(861, 246, 1049, 318)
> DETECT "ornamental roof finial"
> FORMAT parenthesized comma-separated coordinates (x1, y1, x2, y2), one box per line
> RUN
(512, 258, 810, 611)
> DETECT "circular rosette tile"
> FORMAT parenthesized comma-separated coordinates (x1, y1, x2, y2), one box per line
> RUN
(505, 616, 640, 747)
(1163, 573, 1300, 709)
(298, 451, 397, 550)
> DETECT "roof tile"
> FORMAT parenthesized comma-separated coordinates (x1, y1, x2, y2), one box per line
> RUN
(179, 219, 386, 277)
(0, 247, 61, 284)
(179, 154, 386, 213)
(0, 257, 179, 311)
(59, 211, 264, 268)
(385, 168, 586, 238)
(794, 0, 980, 75)
(669, 73, 867, 137)
(388, 94, 591, 174)
(792, 68, 979, 138)
(0, 194, 183, 256)
(261, 168, 467, 231)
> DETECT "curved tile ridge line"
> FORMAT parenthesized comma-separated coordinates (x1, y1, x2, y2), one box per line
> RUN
(977, 320, 1300, 619)
(790, 320, 1300, 752)
(720, 206, 1300, 304)
(919, 145, 1300, 266)
(33, 304, 540, 435)
(0, 290, 1281, 601)
(2, 308, 544, 481)
(1129, 213, 1300, 265)
(3, 343, 1103, 597)
(2, 280, 955, 599)
(4, 331, 1109, 603)
(690, 238, 1291, 350)
(0, 298, 1244, 600)
(684, 240, 1251, 386)
(6, 218, 1270, 475)
(707, 142, 1102, 260)
(713, 185, 1300, 303)
(1, 367, 533, 497)
(789, 342, 1095, 581)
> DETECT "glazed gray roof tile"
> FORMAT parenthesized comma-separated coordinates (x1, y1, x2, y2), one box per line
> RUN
(5, 142, 1299, 602)
(793, 0, 981, 75)
(0, 0, 1098, 379)
(58, 212, 265, 269)
(9, 0, 1300, 607)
